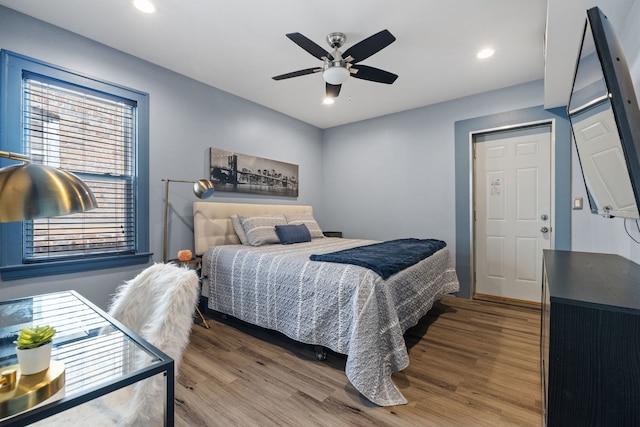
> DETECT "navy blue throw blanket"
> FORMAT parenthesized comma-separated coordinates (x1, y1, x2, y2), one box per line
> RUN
(310, 238, 446, 279)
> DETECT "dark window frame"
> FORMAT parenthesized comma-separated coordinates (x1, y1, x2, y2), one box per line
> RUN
(0, 50, 151, 280)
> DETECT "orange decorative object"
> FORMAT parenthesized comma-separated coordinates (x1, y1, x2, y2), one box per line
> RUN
(177, 249, 192, 262)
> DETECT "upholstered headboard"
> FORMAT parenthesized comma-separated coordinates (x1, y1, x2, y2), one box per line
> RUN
(193, 202, 313, 256)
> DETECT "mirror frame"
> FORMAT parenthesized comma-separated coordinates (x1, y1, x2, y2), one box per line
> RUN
(568, 6, 640, 219)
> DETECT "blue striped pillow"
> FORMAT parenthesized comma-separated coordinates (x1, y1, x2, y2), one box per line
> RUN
(238, 214, 287, 246)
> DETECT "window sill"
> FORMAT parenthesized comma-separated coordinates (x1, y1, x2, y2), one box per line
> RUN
(0, 253, 153, 281)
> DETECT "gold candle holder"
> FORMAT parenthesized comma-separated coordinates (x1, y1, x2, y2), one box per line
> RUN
(0, 360, 65, 419)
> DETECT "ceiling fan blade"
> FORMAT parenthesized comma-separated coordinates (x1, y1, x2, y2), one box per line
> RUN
(350, 65, 398, 84)
(343, 29, 396, 64)
(286, 33, 334, 61)
(272, 67, 322, 81)
(326, 83, 341, 98)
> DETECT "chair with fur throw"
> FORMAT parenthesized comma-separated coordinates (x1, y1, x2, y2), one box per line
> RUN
(32, 263, 200, 427)
(105, 262, 200, 425)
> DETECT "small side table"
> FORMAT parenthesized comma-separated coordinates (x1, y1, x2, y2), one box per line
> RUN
(168, 257, 210, 329)
(323, 231, 342, 238)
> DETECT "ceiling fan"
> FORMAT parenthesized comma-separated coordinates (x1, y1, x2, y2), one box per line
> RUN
(272, 29, 398, 99)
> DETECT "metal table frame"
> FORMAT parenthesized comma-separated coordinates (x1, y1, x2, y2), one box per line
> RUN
(0, 290, 174, 426)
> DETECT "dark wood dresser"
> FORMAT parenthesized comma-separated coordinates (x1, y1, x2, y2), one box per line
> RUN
(541, 250, 640, 427)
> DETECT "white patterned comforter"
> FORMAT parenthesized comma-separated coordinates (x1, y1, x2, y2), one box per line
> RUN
(202, 238, 459, 406)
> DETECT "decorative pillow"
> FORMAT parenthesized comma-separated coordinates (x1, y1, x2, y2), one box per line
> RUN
(284, 213, 324, 239)
(230, 215, 248, 245)
(275, 224, 311, 245)
(238, 214, 287, 246)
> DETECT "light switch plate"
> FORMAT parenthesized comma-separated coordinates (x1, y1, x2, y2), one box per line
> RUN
(573, 197, 583, 210)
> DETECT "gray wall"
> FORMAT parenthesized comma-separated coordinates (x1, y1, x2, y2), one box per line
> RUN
(0, 6, 323, 308)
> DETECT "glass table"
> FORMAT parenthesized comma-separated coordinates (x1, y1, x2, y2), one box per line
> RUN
(0, 291, 174, 426)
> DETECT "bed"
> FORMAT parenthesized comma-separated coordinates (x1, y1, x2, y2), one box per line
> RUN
(193, 202, 460, 406)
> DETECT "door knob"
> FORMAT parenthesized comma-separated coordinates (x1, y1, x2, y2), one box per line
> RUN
(540, 226, 549, 233)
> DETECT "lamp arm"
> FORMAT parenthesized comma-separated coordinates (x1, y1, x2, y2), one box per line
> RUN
(0, 150, 31, 163)
(161, 179, 195, 184)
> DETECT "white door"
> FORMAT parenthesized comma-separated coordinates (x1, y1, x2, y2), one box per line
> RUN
(474, 125, 551, 302)
(571, 106, 639, 217)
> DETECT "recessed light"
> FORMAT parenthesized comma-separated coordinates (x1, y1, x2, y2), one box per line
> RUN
(133, 0, 155, 13)
(322, 97, 335, 106)
(477, 48, 494, 59)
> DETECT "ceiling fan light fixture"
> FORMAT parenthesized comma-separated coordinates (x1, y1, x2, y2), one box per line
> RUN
(477, 48, 494, 59)
(133, 0, 155, 14)
(322, 97, 335, 105)
(323, 66, 349, 85)
(274, 29, 397, 99)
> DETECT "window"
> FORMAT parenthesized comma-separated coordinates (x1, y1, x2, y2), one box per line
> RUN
(25, 79, 135, 260)
(0, 50, 151, 280)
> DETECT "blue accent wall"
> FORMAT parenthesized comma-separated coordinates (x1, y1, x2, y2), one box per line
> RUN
(454, 106, 571, 298)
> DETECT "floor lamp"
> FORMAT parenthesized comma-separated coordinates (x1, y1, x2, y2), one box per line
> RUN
(162, 178, 214, 263)
(0, 150, 97, 222)
(162, 178, 214, 329)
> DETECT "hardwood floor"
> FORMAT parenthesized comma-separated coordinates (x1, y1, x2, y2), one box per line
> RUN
(175, 297, 542, 426)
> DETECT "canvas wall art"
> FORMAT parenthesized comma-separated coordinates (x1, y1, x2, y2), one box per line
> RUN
(209, 147, 299, 197)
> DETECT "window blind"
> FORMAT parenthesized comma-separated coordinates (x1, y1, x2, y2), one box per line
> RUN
(22, 78, 137, 261)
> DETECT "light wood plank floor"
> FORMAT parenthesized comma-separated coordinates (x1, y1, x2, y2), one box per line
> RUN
(176, 297, 542, 426)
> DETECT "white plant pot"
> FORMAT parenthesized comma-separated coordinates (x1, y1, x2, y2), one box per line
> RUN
(16, 341, 53, 375)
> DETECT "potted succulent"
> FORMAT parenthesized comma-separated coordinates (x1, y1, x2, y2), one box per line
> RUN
(15, 325, 56, 375)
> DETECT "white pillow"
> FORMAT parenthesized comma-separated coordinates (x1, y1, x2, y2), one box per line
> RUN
(285, 213, 324, 239)
(238, 214, 287, 246)
(230, 215, 248, 245)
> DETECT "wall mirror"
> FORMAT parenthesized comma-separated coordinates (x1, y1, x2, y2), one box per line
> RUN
(568, 7, 640, 219)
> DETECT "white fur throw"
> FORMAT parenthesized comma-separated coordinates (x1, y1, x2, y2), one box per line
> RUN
(31, 263, 200, 427)
(107, 263, 199, 426)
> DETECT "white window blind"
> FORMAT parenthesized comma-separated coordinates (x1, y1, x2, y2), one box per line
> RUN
(22, 78, 136, 261)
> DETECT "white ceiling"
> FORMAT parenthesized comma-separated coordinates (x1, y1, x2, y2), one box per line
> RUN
(0, 0, 635, 129)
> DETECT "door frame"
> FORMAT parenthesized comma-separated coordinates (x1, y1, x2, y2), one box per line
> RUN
(454, 106, 572, 299)
(471, 122, 554, 300)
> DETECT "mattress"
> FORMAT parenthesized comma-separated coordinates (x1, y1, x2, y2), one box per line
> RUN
(201, 237, 459, 406)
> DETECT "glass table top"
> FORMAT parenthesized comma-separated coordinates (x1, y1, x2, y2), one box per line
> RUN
(0, 291, 173, 426)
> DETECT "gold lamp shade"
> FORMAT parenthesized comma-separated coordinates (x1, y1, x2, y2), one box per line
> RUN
(193, 179, 215, 199)
(0, 161, 98, 223)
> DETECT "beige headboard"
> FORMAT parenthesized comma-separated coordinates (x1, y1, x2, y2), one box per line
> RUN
(193, 202, 313, 256)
